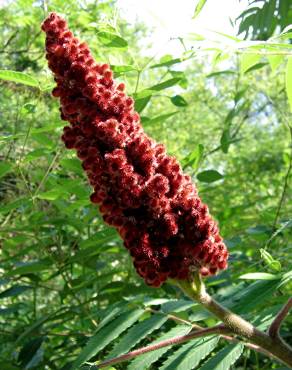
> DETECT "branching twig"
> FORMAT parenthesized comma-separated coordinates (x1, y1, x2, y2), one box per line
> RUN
(34, 148, 62, 197)
(92, 285, 288, 369)
(145, 307, 201, 329)
(268, 298, 292, 339)
(1, 31, 17, 50)
(94, 325, 228, 369)
(146, 307, 274, 358)
(176, 276, 292, 367)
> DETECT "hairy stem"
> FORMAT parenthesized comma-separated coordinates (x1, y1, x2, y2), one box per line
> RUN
(94, 325, 228, 369)
(176, 278, 292, 368)
(92, 278, 291, 369)
(269, 298, 292, 339)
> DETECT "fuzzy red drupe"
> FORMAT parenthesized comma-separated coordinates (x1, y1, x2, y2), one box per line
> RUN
(42, 13, 228, 287)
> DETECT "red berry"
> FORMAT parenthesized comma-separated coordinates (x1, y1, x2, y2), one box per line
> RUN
(42, 12, 228, 287)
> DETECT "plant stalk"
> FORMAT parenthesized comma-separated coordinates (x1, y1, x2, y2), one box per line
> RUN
(176, 278, 292, 368)
(95, 325, 228, 369)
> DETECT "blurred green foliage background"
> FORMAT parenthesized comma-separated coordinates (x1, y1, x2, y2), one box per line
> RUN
(0, 0, 291, 369)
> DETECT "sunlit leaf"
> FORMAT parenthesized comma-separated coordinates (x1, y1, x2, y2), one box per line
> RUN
(22, 103, 36, 113)
(149, 78, 182, 91)
(207, 70, 236, 78)
(111, 65, 136, 73)
(0, 70, 39, 87)
(268, 55, 284, 72)
(150, 57, 182, 69)
(97, 31, 128, 48)
(37, 189, 68, 201)
(244, 62, 267, 74)
(240, 53, 261, 74)
(285, 57, 292, 112)
(182, 144, 204, 171)
(260, 249, 282, 272)
(193, 0, 207, 19)
(145, 112, 179, 126)
(239, 272, 279, 280)
(135, 95, 152, 113)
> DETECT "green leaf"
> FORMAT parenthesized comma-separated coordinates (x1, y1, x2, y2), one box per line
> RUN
(37, 189, 68, 201)
(128, 325, 192, 370)
(111, 65, 136, 74)
(150, 57, 182, 69)
(0, 304, 22, 316)
(97, 32, 128, 48)
(24, 149, 49, 163)
(239, 272, 279, 280)
(234, 88, 248, 103)
(169, 71, 188, 89)
(60, 158, 83, 175)
(159, 337, 219, 370)
(135, 95, 152, 113)
(197, 170, 223, 183)
(106, 314, 167, 359)
(18, 338, 44, 369)
(193, 0, 207, 19)
(0, 197, 31, 214)
(0, 162, 12, 178)
(143, 298, 171, 306)
(22, 103, 36, 114)
(247, 225, 270, 235)
(224, 271, 292, 313)
(260, 249, 282, 272)
(145, 112, 178, 126)
(79, 230, 118, 249)
(0, 70, 39, 87)
(220, 129, 231, 153)
(0, 285, 31, 299)
(244, 62, 267, 74)
(161, 299, 197, 313)
(285, 57, 292, 112)
(207, 70, 236, 78)
(5, 260, 52, 277)
(72, 308, 144, 369)
(170, 95, 188, 107)
(182, 144, 204, 171)
(240, 54, 261, 74)
(134, 89, 153, 99)
(198, 344, 243, 370)
(268, 55, 284, 72)
(149, 78, 182, 92)
(15, 313, 55, 345)
(89, 302, 130, 333)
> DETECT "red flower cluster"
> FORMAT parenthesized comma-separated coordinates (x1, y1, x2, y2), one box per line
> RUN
(42, 13, 228, 287)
